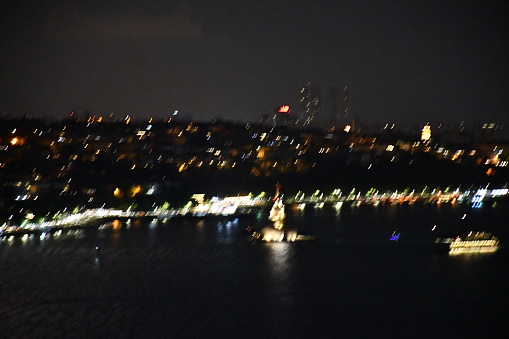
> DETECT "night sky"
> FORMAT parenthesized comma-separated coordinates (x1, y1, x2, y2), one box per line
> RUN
(1, 1, 508, 125)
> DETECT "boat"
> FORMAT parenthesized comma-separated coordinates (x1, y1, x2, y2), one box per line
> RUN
(435, 231, 499, 254)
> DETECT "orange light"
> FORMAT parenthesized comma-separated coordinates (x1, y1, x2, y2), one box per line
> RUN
(113, 188, 122, 198)
(130, 185, 142, 197)
(112, 219, 121, 231)
(278, 105, 291, 114)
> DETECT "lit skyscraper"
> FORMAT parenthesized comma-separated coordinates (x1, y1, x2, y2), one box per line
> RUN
(341, 85, 350, 119)
(326, 85, 352, 131)
(328, 86, 339, 128)
(299, 82, 320, 127)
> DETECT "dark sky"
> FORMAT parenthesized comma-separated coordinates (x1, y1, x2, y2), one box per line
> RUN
(1, 1, 508, 125)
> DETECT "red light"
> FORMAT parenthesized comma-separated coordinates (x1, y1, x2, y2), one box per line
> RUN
(278, 105, 291, 114)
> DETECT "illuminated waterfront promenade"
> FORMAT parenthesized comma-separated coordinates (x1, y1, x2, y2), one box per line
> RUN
(285, 187, 508, 206)
(0, 195, 265, 238)
(2, 187, 507, 239)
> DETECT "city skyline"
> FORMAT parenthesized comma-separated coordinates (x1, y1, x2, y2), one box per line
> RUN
(1, 1, 508, 125)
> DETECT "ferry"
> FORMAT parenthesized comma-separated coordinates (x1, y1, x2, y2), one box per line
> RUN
(435, 231, 499, 254)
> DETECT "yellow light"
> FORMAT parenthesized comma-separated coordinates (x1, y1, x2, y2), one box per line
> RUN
(421, 124, 431, 141)
(113, 188, 122, 198)
(10, 137, 19, 145)
(130, 185, 142, 197)
(112, 219, 121, 231)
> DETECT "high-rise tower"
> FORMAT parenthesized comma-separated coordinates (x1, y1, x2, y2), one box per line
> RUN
(328, 86, 339, 128)
(341, 85, 350, 120)
(299, 82, 320, 127)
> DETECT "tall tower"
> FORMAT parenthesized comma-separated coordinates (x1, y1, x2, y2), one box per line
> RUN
(341, 85, 350, 120)
(328, 86, 339, 128)
(340, 85, 356, 132)
(299, 82, 321, 127)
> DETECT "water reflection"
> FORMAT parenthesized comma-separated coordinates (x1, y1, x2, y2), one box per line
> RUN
(265, 241, 294, 306)
(196, 219, 206, 243)
(334, 201, 343, 221)
(266, 242, 292, 278)
(93, 256, 101, 270)
(216, 219, 237, 243)
(290, 204, 305, 217)
(148, 218, 158, 229)
(111, 219, 121, 231)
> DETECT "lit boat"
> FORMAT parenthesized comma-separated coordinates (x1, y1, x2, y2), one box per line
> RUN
(435, 231, 499, 254)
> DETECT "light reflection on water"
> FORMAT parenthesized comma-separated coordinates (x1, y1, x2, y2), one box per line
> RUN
(216, 220, 235, 243)
(265, 241, 295, 308)
(266, 241, 292, 281)
(0, 202, 508, 337)
(93, 256, 101, 269)
(2, 201, 509, 248)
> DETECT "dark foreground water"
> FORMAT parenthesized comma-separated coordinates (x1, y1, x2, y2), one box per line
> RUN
(1, 201, 508, 338)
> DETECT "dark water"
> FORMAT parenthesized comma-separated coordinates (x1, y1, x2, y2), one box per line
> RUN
(1, 202, 508, 338)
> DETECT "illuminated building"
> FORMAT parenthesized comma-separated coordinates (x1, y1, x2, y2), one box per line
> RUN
(328, 86, 339, 128)
(299, 82, 320, 126)
(421, 124, 431, 142)
(326, 85, 351, 130)
(341, 85, 350, 119)
(277, 105, 291, 126)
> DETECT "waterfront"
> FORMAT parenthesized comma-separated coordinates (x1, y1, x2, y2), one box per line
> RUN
(1, 202, 508, 338)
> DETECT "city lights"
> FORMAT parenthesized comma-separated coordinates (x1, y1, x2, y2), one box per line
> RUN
(421, 124, 431, 142)
(0, 116, 507, 244)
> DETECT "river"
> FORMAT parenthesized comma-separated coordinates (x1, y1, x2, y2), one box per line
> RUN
(1, 201, 508, 338)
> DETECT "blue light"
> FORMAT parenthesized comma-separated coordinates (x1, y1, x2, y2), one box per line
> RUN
(390, 233, 400, 241)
